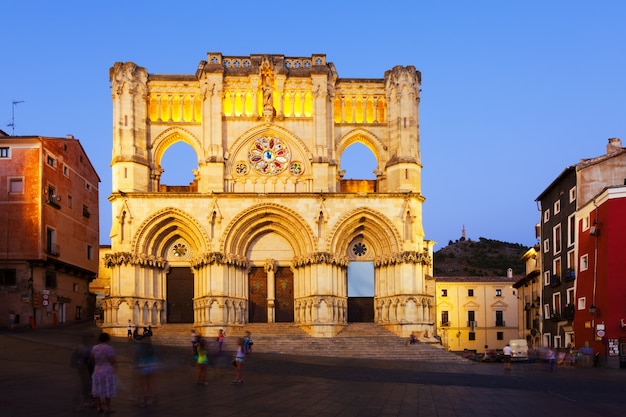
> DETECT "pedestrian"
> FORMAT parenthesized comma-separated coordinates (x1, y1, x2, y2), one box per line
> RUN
(243, 331, 253, 354)
(127, 320, 133, 341)
(217, 329, 226, 353)
(90, 332, 116, 414)
(70, 332, 95, 411)
(191, 329, 199, 362)
(133, 326, 142, 341)
(547, 348, 556, 371)
(196, 337, 209, 385)
(503, 343, 512, 370)
(134, 336, 160, 406)
(231, 337, 245, 384)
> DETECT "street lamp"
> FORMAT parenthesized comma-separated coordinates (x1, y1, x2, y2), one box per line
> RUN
(589, 305, 597, 316)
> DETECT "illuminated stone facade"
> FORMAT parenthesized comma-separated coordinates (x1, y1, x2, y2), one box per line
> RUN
(102, 53, 434, 338)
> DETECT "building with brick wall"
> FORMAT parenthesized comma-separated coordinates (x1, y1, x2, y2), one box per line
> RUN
(0, 131, 99, 328)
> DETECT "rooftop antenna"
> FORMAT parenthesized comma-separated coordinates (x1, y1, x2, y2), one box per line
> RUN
(7, 100, 24, 135)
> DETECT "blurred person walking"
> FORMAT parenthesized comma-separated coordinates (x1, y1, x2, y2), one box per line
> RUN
(133, 336, 160, 406)
(91, 332, 117, 414)
(231, 337, 245, 384)
(70, 332, 95, 411)
(196, 337, 209, 385)
(503, 344, 512, 370)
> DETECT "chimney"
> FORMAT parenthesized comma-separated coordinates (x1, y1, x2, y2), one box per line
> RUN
(606, 137, 622, 154)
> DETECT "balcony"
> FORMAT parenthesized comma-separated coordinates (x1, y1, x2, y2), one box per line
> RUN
(550, 275, 561, 288)
(563, 269, 576, 282)
(440, 321, 450, 327)
(45, 243, 60, 257)
(495, 320, 506, 327)
(562, 304, 575, 320)
(46, 194, 61, 209)
(467, 321, 477, 330)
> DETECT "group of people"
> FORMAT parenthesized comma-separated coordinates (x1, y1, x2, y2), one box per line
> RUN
(71, 325, 257, 412)
(191, 328, 253, 385)
(127, 320, 153, 341)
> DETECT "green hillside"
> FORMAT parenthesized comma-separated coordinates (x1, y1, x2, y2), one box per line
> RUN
(433, 237, 529, 277)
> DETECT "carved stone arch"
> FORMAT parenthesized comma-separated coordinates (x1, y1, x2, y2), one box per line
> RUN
(227, 125, 313, 178)
(336, 128, 388, 169)
(232, 124, 312, 160)
(132, 207, 210, 258)
(221, 203, 315, 258)
(327, 207, 402, 257)
(151, 127, 203, 170)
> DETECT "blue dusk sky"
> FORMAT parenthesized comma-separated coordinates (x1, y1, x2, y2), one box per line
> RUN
(2, 0, 625, 252)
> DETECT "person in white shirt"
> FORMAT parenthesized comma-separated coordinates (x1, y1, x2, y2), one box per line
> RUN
(503, 344, 513, 370)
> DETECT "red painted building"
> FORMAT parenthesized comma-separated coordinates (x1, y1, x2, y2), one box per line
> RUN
(0, 132, 100, 328)
(575, 186, 626, 368)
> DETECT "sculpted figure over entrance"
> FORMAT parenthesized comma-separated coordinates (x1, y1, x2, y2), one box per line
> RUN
(104, 53, 434, 339)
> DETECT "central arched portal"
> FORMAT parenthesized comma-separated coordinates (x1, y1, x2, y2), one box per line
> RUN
(247, 231, 294, 323)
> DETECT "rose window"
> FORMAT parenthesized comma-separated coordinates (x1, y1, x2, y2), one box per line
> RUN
(249, 137, 290, 175)
(352, 242, 367, 257)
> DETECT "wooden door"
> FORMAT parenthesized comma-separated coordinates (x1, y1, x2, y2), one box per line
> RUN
(347, 297, 374, 322)
(275, 266, 294, 322)
(248, 267, 267, 323)
(167, 267, 194, 323)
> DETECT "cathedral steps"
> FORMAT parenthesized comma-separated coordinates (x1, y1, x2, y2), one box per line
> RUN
(149, 322, 467, 363)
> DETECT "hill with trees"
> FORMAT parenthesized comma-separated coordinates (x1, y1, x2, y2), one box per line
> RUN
(433, 237, 529, 277)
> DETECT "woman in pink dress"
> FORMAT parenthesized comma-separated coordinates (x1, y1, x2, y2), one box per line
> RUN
(91, 332, 117, 413)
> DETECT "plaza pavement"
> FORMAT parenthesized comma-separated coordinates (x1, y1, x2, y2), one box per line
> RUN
(1, 322, 625, 417)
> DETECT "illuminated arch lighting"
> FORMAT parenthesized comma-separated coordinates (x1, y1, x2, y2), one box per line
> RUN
(152, 127, 203, 169)
(336, 129, 387, 169)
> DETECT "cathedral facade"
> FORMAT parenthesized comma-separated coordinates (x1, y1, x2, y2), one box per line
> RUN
(102, 53, 434, 338)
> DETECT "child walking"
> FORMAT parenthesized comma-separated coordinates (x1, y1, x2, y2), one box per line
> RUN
(231, 338, 245, 384)
(196, 338, 209, 385)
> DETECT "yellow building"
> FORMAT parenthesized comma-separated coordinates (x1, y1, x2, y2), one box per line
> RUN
(436, 272, 519, 353)
(100, 53, 435, 338)
(513, 245, 542, 349)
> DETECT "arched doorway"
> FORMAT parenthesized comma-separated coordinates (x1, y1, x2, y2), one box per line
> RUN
(347, 261, 374, 322)
(166, 267, 194, 323)
(246, 231, 295, 323)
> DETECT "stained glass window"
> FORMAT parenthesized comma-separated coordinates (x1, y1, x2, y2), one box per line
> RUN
(249, 137, 291, 175)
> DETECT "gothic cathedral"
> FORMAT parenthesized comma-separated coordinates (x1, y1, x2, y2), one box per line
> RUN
(102, 53, 435, 338)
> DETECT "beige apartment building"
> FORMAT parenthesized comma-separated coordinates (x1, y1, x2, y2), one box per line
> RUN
(436, 272, 519, 353)
(100, 53, 435, 338)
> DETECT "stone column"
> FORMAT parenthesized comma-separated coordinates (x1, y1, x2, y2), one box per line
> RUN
(265, 259, 276, 323)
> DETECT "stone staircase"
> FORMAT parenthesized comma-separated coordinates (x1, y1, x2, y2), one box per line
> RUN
(149, 322, 468, 363)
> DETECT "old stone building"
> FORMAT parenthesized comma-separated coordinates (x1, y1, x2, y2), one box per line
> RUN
(101, 53, 434, 338)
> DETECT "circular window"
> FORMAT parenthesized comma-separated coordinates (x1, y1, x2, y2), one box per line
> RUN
(248, 137, 291, 175)
(235, 161, 249, 175)
(289, 161, 303, 176)
(172, 243, 188, 258)
(352, 242, 367, 257)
